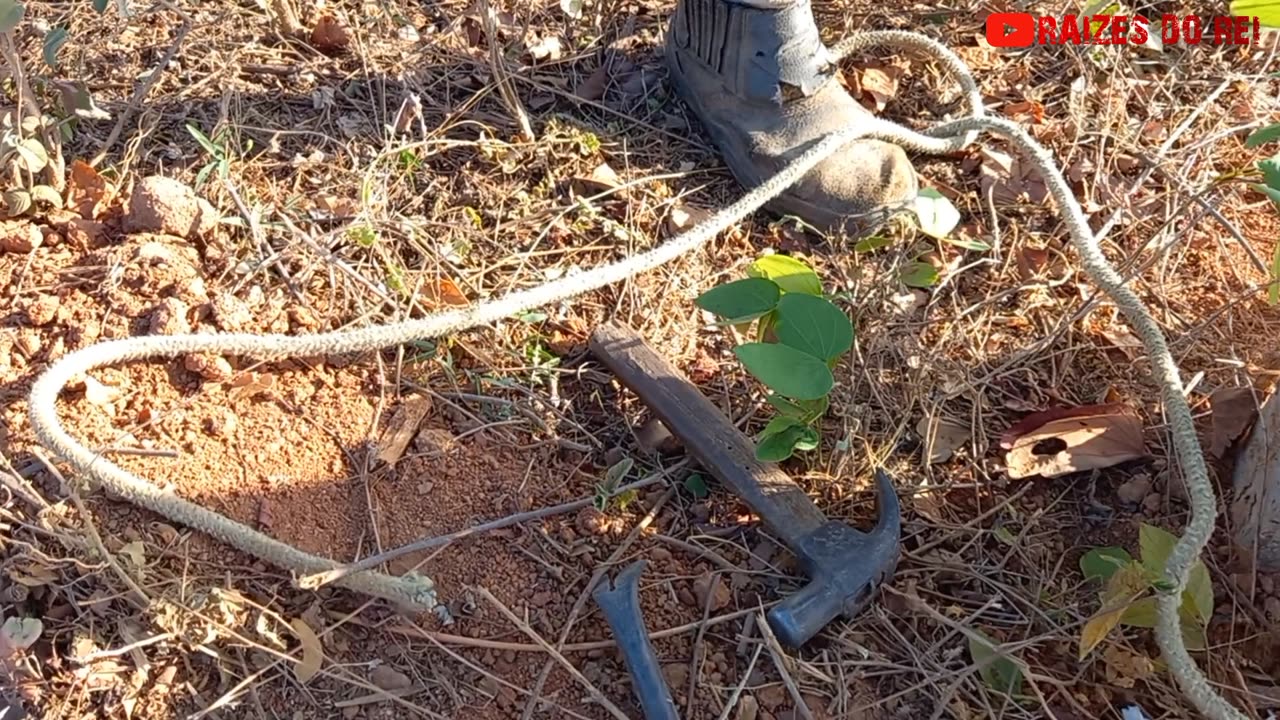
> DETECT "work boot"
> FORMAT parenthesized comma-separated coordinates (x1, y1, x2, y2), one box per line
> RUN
(663, 0, 918, 236)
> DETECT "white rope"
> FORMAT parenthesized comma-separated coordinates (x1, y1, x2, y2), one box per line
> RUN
(25, 29, 1241, 718)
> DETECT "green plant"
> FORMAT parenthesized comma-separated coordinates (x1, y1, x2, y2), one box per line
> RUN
(694, 253, 853, 462)
(0, 0, 118, 218)
(1076, 523, 1215, 660)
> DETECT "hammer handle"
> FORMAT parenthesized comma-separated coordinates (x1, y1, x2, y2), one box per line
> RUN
(589, 323, 827, 548)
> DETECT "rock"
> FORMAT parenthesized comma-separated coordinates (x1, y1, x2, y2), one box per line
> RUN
(650, 547, 673, 562)
(677, 586, 697, 607)
(0, 221, 42, 253)
(661, 663, 688, 688)
(370, 665, 412, 690)
(183, 353, 233, 381)
(23, 296, 59, 326)
(636, 417, 681, 456)
(738, 695, 760, 720)
(150, 298, 192, 336)
(1116, 473, 1153, 505)
(124, 176, 219, 239)
(693, 572, 732, 611)
(576, 507, 609, 536)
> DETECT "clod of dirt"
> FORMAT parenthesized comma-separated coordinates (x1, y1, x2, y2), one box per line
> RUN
(737, 695, 760, 720)
(1116, 473, 1153, 505)
(311, 13, 352, 55)
(149, 298, 192, 336)
(576, 506, 610, 536)
(0, 220, 42, 253)
(693, 572, 731, 611)
(184, 353, 233, 381)
(636, 416, 681, 456)
(661, 663, 688, 689)
(22, 296, 59, 326)
(123, 176, 218, 240)
(369, 665, 412, 691)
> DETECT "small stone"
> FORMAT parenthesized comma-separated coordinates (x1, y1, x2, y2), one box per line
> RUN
(23, 295, 59, 326)
(693, 572, 731, 611)
(603, 446, 626, 467)
(636, 417, 680, 456)
(1142, 493, 1162, 514)
(661, 663, 688, 688)
(576, 507, 609, 536)
(1116, 473, 1152, 505)
(738, 695, 760, 720)
(757, 685, 787, 710)
(184, 353, 233, 381)
(370, 665, 412, 690)
(650, 547, 673, 562)
(530, 591, 553, 607)
(150, 297, 192, 336)
(124, 176, 219, 240)
(0, 220, 42, 253)
(677, 586, 697, 607)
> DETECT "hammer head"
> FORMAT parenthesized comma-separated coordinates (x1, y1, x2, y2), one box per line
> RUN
(766, 469, 901, 649)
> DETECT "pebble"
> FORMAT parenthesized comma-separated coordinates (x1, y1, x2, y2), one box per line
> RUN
(677, 586, 697, 607)
(650, 547, 673, 562)
(661, 663, 688, 688)
(1116, 474, 1153, 505)
(576, 507, 609, 536)
(738, 695, 760, 720)
(693, 572, 732, 611)
(370, 665, 412, 690)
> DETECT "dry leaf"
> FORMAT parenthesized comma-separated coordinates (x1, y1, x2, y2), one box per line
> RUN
(526, 34, 563, 61)
(856, 66, 901, 112)
(289, 618, 324, 683)
(423, 277, 470, 308)
(572, 162, 625, 198)
(117, 541, 145, 569)
(310, 13, 351, 55)
(392, 94, 423, 136)
(1209, 387, 1258, 458)
(1001, 99, 1045, 123)
(1002, 403, 1148, 479)
(376, 394, 433, 465)
(978, 147, 1048, 204)
(229, 372, 277, 401)
(1101, 645, 1155, 688)
(67, 159, 111, 219)
(916, 415, 968, 464)
(665, 202, 713, 235)
(313, 194, 359, 219)
(1098, 322, 1143, 359)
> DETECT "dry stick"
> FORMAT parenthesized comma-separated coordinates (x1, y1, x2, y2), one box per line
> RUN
(474, 586, 630, 720)
(29, 448, 150, 609)
(756, 608, 814, 720)
(716, 643, 765, 720)
(91, 2, 192, 167)
(299, 464, 681, 589)
(686, 569, 721, 710)
(521, 486, 677, 719)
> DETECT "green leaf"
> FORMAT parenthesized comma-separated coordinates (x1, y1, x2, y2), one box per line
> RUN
(772, 293, 854, 362)
(42, 26, 69, 69)
(186, 124, 223, 159)
(1246, 121, 1280, 147)
(1253, 183, 1280, 208)
(1234, 0, 1280, 28)
(1138, 523, 1179, 579)
(747, 255, 823, 296)
(683, 473, 709, 499)
(1181, 619, 1207, 651)
(1185, 561, 1214, 626)
(853, 235, 892, 253)
(3, 189, 31, 217)
(759, 414, 805, 439)
(1080, 547, 1134, 583)
(695, 277, 780, 322)
(733, 343, 834, 401)
(13, 139, 48, 173)
(942, 235, 991, 252)
(900, 261, 939, 288)
(968, 629, 1023, 697)
(28, 184, 62, 208)
(793, 426, 820, 452)
(1259, 156, 1280, 191)
(756, 424, 806, 462)
(914, 188, 961, 239)
(1271, 240, 1280, 307)
(0, 0, 24, 33)
(766, 394, 808, 418)
(1119, 597, 1159, 628)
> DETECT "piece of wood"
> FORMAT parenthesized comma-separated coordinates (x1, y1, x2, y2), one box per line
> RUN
(1231, 387, 1280, 570)
(588, 323, 826, 549)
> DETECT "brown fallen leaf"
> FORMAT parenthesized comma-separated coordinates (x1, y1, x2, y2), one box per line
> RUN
(313, 193, 359, 219)
(310, 13, 351, 55)
(574, 64, 611, 101)
(376, 394, 433, 465)
(423, 277, 470, 308)
(1001, 99, 1045, 123)
(67, 160, 113, 219)
(1209, 387, 1259, 458)
(855, 65, 901, 112)
(915, 415, 969, 464)
(571, 162, 625, 198)
(665, 202, 713, 235)
(1001, 403, 1148, 479)
(228, 371, 277, 401)
(525, 33, 563, 62)
(289, 618, 324, 683)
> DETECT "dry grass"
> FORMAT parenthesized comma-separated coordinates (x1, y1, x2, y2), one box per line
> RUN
(3, 0, 1280, 718)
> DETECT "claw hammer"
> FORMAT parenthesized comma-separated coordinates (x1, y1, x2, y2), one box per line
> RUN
(589, 322, 901, 648)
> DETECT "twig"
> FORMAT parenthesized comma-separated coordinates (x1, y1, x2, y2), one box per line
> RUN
(298, 464, 681, 589)
(91, 2, 193, 166)
(716, 643, 765, 720)
(29, 449, 150, 609)
(756, 608, 814, 720)
(478, 0, 534, 141)
(474, 586, 630, 720)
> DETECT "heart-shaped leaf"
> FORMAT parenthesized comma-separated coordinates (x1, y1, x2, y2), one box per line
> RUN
(733, 343, 833, 400)
(0, 0, 24, 33)
(695, 277, 780, 322)
(755, 424, 806, 462)
(773, 293, 854, 362)
(900, 261, 939, 288)
(14, 138, 48, 173)
(914, 188, 961, 239)
(42, 26, 69, 69)
(968, 629, 1022, 697)
(1080, 547, 1134, 583)
(1245, 121, 1280, 147)
(747, 254, 822, 296)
